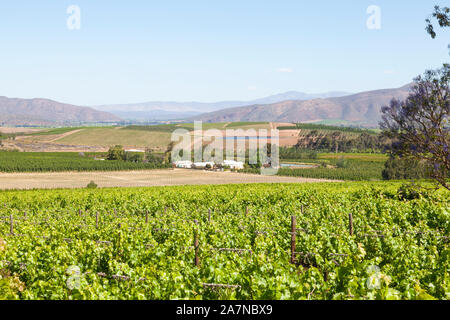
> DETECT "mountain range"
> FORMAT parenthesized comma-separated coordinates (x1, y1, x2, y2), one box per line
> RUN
(191, 84, 413, 126)
(92, 91, 352, 121)
(0, 96, 120, 126)
(0, 85, 413, 127)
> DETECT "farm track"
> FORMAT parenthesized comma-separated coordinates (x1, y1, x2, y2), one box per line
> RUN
(0, 169, 341, 190)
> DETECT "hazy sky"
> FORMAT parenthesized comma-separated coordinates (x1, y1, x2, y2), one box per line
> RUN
(0, 1, 448, 106)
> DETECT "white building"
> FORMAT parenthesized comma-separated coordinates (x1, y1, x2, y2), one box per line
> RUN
(173, 160, 244, 170)
(223, 160, 244, 169)
(174, 160, 193, 168)
(193, 162, 215, 168)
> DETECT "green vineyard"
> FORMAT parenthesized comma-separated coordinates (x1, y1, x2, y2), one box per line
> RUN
(0, 182, 448, 300)
(0, 151, 170, 172)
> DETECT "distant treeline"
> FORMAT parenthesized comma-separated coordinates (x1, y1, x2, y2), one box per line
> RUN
(125, 125, 194, 132)
(294, 131, 391, 153)
(278, 123, 378, 134)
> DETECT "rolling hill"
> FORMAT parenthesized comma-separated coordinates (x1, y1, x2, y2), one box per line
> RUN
(192, 84, 413, 127)
(0, 96, 121, 126)
(92, 91, 351, 121)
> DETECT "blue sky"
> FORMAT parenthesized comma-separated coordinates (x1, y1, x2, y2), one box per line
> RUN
(0, 1, 448, 106)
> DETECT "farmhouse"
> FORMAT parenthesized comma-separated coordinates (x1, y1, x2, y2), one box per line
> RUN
(174, 160, 193, 168)
(193, 162, 215, 169)
(173, 160, 245, 170)
(223, 160, 244, 169)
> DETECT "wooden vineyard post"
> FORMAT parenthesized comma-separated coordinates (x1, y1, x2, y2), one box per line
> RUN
(79, 209, 82, 218)
(9, 215, 14, 235)
(114, 208, 117, 218)
(349, 213, 353, 236)
(301, 204, 304, 215)
(24, 211, 27, 219)
(290, 216, 296, 264)
(96, 212, 99, 229)
(164, 206, 167, 215)
(194, 220, 199, 267)
(145, 210, 149, 224)
(208, 209, 211, 224)
(245, 206, 249, 216)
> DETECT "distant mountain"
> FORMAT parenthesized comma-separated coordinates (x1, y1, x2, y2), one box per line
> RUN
(191, 84, 413, 127)
(92, 91, 352, 121)
(110, 110, 202, 121)
(0, 96, 121, 126)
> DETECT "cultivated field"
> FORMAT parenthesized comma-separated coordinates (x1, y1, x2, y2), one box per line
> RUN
(0, 182, 447, 299)
(3, 123, 297, 152)
(0, 169, 339, 190)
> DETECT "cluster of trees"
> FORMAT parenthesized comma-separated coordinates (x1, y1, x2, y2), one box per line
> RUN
(379, 5, 449, 189)
(279, 123, 374, 134)
(106, 145, 165, 164)
(279, 147, 318, 160)
(382, 157, 429, 181)
(295, 131, 390, 153)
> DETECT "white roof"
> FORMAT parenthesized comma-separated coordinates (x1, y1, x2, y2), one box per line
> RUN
(193, 162, 215, 166)
(223, 160, 244, 164)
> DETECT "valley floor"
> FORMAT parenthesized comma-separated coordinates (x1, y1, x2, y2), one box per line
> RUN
(0, 168, 340, 190)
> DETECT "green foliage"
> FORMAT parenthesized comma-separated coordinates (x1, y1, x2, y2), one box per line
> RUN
(336, 157, 349, 169)
(279, 147, 317, 160)
(382, 157, 429, 180)
(395, 183, 434, 201)
(0, 182, 447, 300)
(107, 145, 126, 161)
(125, 153, 144, 163)
(295, 131, 389, 153)
(86, 181, 98, 189)
(0, 151, 170, 172)
(242, 155, 385, 181)
(126, 124, 194, 133)
(278, 123, 378, 134)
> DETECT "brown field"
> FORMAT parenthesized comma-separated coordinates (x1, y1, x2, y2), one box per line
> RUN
(1, 122, 301, 152)
(0, 127, 44, 134)
(0, 169, 340, 190)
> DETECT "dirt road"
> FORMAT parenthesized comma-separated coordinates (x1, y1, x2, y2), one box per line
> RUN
(0, 169, 340, 190)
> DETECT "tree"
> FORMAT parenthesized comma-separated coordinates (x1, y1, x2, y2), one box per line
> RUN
(127, 153, 144, 163)
(426, 6, 450, 39)
(106, 145, 125, 161)
(163, 141, 175, 164)
(382, 156, 428, 180)
(426, 5, 450, 54)
(379, 65, 449, 190)
(86, 181, 98, 189)
(145, 148, 161, 164)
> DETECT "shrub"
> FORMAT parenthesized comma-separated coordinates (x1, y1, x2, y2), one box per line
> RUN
(336, 157, 349, 168)
(382, 156, 428, 180)
(86, 181, 98, 189)
(107, 145, 125, 161)
(397, 183, 422, 200)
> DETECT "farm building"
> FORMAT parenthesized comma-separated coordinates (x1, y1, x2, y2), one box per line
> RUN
(174, 160, 193, 168)
(193, 162, 215, 168)
(223, 160, 244, 169)
(174, 160, 244, 170)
